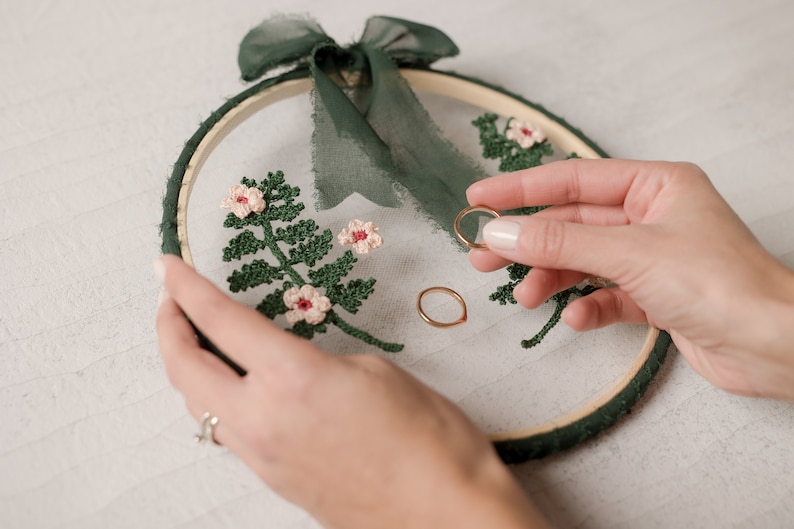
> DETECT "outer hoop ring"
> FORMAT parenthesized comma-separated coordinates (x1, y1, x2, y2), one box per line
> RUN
(160, 66, 670, 463)
(454, 205, 502, 249)
(417, 287, 468, 327)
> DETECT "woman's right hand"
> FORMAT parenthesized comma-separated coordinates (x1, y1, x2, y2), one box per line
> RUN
(467, 159, 794, 401)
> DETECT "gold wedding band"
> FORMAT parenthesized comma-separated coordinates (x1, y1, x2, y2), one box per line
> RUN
(417, 287, 468, 328)
(454, 205, 502, 249)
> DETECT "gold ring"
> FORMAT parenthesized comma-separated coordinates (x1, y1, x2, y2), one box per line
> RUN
(194, 411, 221, 445)
(417, 287, 468, 328)
(454, 205, 502, 249)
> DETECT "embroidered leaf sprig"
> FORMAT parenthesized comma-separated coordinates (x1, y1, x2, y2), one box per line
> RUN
(472, 113, 553, 173)
(489, 263, 597, 348)
(221, 171, 403, 353)
(474, 113, 597, 348)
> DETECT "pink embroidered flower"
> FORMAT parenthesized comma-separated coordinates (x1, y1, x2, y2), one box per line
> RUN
(337, 219, 383, 254)
(220, 184, 266, 219)
(283, 285, 332, 325)
(506, 119, 546, 149)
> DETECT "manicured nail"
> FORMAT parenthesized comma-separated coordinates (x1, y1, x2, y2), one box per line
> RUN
(153, 257, 166, 283)
(483, 219, 521, 250)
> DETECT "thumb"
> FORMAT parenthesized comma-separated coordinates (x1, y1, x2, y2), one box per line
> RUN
(482, 216, 645, 281)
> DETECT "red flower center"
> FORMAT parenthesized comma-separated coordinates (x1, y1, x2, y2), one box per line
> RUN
(520, 127, 533, 137)
(236, 196, 249, 204)
(352, 230, 369, 242)
(297, 299, 313, 311)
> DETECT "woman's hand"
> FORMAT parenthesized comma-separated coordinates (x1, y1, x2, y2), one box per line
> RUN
(468, 159, 794, 401)
(155, 255, 548, 529)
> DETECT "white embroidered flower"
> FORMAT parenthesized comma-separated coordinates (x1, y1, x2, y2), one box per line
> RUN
(220, 184, 266, 219)
(283, 285, 332, 325)
(337, 219, 383, 254)
(505, 119, 546, 149)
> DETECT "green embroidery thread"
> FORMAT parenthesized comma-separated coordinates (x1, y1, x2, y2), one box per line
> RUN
(490, 263, 597, 348)
(222, 171, 403, 353)
(474, 113, 594, 348)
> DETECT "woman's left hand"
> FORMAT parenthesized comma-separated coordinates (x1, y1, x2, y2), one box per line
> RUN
(155, 255, 547, 529)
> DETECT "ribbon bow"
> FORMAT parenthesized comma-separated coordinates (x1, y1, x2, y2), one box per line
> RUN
(238, 15, 486, 244)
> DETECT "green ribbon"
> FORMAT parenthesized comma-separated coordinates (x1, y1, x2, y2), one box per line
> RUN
(238, 15, 487, 244)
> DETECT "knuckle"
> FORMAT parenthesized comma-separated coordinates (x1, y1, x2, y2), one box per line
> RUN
(607, 290, 624, 320)
(593, 289, 624, 327)
(527, 220, 567, 264)
(569, 203, 585, 224)
(567, 168, 583, 203)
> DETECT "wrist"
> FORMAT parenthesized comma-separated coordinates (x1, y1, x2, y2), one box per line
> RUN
(442, 450, 552, 529)
(744, 264, 794, 402)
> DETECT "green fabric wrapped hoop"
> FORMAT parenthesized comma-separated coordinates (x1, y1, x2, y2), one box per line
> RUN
(159, 65, 671, 464)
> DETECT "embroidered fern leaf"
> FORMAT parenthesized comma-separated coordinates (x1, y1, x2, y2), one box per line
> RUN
(287, 229, 333, 267)
(222, 230, 267, 261)
(274, 219, 320, 245)
(307, 251, 356, 289)
(328, 277, 377, 314)
(227, 259, 285, 292)
(222, 172, 402, 353)
(255, 286, 290, 319)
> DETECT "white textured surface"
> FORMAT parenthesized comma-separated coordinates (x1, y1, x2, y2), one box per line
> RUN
(1, 1, 793, 528)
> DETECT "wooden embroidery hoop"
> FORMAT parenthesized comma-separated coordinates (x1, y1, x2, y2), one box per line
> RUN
(163, 67, 670, 463)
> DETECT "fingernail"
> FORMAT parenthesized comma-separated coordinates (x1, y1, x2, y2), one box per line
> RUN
(153, 257, 166, 283)
(483, 219, 521, 250)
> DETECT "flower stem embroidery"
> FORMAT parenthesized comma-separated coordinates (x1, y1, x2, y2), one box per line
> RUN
(474, 113, 592, 348)
(489, 263, 598, 348)
(221, 171, 403, 353)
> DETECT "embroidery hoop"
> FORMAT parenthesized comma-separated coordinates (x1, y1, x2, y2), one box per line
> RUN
(161, 67, 671, 463)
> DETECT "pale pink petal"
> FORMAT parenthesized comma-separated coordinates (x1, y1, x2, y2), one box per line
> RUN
(230, 202, 251, 219)
(283, 287, 302, 308)
(367, 232, 383, 249)
(285, 309, 304, 324)
(338, 229, 355, 245)
(246, 188, 266, 213)
(299, 284, 317, 299)
(304, 308, 326, 325)
(354, 240, 372, 254)
(313, 295, 331, 312)
(228, 184, 247, 198)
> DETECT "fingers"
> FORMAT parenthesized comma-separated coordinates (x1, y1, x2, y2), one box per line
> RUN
(513, 268, 588, 309)
(562, 288, 648, 330)
(468, 248, 512, 272)
(469, 204, 629, 273)
(159, 255, 323, 373)
(533, 203, 630, 226)
(480, 214, 646, 281)
(466, 158, 643, 210)
(157, 292, 246, 408)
